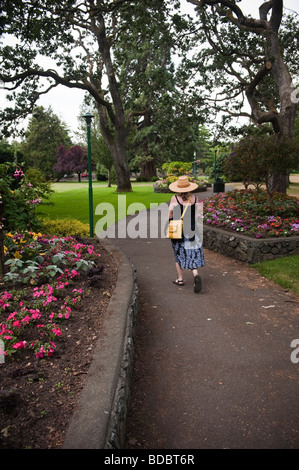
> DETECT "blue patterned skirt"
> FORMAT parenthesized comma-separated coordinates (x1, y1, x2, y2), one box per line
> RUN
(171, 234, 205, 270)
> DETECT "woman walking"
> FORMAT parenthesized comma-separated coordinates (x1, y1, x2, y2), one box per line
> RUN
(168, 175, 205, 293)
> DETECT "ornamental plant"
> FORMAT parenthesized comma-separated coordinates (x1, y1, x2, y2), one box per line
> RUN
(0, 162, 45, 232)
(203, 189, 299, 238)
(0, 233, 101, 359)
(0, 163, 50, 276)
(162, 161, 193, 176)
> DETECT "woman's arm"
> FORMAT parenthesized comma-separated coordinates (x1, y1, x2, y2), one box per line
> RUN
(168, 195, 177, 219)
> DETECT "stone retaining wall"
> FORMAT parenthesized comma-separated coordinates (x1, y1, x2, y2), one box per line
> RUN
(105, 267, 138, 449)
(203, 225, 299, 264)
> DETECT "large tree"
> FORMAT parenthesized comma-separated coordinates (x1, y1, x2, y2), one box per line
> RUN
(186, 0, 299, 192)
(114, 0, 203, 179)
(54, 144, 88, 181)
(20, 106, 71, 178)
(0, 0, 139, 191)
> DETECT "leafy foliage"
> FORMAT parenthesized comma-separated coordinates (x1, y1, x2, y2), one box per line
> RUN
(54, 145, 88, 181)
(1, 232, 101, 359)
(20, 106, 72, 179)
(0, 162, 45, 233)
(41, 217, 90, 237)
(223, 134, 299, 197)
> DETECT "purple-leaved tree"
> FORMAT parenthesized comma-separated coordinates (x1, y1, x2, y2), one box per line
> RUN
(54, 145, 88, 182)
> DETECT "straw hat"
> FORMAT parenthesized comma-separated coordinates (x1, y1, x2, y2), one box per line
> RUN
(168, 175, 198, 193)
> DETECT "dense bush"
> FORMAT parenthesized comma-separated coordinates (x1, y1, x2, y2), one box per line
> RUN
(162, 161, 193, 176)
(41, 218, 90, 237)
(223, 135, 298, 197)
(0, 163, 44, 233)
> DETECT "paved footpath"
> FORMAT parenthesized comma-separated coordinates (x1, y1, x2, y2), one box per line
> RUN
(106, 190, 299, 449)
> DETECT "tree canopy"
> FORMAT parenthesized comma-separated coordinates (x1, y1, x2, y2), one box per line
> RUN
(0, 0, 298, 192)
(20, 106, 71, 179)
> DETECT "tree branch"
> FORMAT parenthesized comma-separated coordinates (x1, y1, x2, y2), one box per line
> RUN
(187, 0, 268, 32)
(0, 66, 116, 121)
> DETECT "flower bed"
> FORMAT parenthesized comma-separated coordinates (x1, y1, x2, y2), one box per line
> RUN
(1, 233, 102, 360)
(203, 189, 299, 238)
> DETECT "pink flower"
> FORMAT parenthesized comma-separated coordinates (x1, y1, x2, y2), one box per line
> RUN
(36, 346, 45, 359)
(7, 311, 17, 321)
(72, 288, 82, 294)
(21, 315, 31, 324)
(47, 342, 56, 357)
(31, 309, 41, 320)
(13, 341, 26, 350)
(52, 326, 61, 336)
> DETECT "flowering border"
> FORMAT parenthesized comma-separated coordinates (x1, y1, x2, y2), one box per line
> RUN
(0, 234, 100, 360)
(203, 189, 299, 238)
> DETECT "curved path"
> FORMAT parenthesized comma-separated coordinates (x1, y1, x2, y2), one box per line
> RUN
(106, 188, 299, 449)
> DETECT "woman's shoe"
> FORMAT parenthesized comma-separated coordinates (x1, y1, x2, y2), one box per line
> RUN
(172, 279, 184, 286)
(194, 275, 202, 293)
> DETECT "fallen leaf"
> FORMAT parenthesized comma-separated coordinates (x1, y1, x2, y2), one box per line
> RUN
(1, 426, 12, 437)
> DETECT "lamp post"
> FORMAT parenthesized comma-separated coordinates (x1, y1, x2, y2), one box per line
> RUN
(213, 148, 225, 193)
(83, 112, 94, 237)
(193, 151, 197, 177)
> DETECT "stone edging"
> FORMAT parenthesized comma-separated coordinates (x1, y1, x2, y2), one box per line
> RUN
(203, 224, 299, 263)
(63, 238, 138, 449)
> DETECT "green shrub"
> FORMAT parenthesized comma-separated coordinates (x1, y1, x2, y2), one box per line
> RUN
(41, 218, 90, 237)
(162, 161, 192, 176)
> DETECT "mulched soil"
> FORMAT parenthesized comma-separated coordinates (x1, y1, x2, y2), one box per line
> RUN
(0, 239, 118, 449)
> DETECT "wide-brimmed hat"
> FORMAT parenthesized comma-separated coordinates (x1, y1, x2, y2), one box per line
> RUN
(168, 175, 198, 193)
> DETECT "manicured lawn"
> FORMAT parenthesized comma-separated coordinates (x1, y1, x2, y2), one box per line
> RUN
(252, 255, 299, 296)
(288, 182, 299, 197)
(37, 183, 171, 225)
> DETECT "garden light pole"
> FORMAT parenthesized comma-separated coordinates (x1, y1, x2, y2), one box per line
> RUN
(83, 112, 94, 237)
(214, 149, 218, 181)
(193, 151, 197, 176)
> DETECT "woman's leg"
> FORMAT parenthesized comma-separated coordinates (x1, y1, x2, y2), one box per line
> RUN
(192, 269, 202, 293)
(176, 262, 184, 281)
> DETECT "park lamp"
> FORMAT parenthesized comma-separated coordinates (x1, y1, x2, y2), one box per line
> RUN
(83, 112, 94, 237)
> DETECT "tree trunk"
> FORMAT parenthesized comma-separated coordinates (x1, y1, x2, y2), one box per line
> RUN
(93, 13, 132, 193)
(96, 99, 132, 192)
(140, 159, 157, 181)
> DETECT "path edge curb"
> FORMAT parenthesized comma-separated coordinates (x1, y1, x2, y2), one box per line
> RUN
(62, 238, 138, 449)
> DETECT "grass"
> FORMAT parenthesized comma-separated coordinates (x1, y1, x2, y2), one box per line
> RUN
(288, 182, 299, 197)
(252, 255, 299, 297)
(37, 183, 171, 225)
